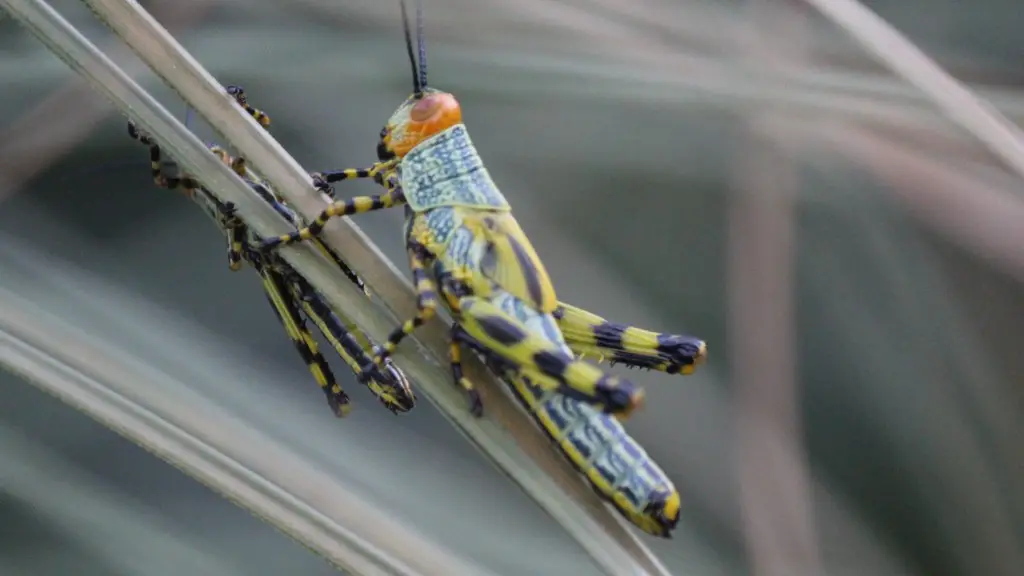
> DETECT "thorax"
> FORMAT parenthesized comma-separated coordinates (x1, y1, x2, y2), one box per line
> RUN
(399, 124, 510, 212)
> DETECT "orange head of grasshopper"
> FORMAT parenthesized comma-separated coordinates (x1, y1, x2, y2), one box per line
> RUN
(376, 0, 463, 161)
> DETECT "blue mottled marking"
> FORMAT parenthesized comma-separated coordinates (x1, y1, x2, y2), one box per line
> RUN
(592, 444, 632, 484)
(425, 207, 456, 243)
(401, 125, 510, 212)
(445, 226, 475, 268)
(537, 315, 566, 350)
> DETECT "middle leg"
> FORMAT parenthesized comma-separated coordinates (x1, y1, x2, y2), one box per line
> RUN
(358, 245, 439, 378)
(448, 325, 484, 417)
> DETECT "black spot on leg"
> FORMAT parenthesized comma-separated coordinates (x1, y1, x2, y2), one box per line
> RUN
(656, 334, 704, 370)
(477, 315, 529, 346)
(592, 375, 637, 414)
(532, 350, 570, 384)
(594, 322, 626, 350)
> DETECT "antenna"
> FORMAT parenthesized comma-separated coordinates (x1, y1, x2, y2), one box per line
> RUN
(416, 0, 427, 91)
(399, 0, 422, 96)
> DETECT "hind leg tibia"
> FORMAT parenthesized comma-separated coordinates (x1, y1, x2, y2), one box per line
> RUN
(258, 267, 351, 416)
(554, 302, 707, 375)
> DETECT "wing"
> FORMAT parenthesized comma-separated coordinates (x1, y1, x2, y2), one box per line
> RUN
(466, 212, 558, 314)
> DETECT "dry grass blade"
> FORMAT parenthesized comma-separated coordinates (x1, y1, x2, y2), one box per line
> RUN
(0, 288, 483, 576)
(4, 0, 675, 573)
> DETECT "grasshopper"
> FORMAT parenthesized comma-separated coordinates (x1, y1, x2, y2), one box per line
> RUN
(259, 1, 706, 421)
(125, 86, 416, 416)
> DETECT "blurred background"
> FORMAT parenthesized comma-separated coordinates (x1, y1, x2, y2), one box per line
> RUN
(1, 0, 1023, 574)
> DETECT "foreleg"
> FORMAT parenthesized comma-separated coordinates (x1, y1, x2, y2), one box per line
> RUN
(554, 303, 707, 375)
(457, 296, 645, 420)
(308, 160, 398, 199)
(226, 85, 271, 127)
(259, 187, 405, 251)
(127, 122, 201, 196)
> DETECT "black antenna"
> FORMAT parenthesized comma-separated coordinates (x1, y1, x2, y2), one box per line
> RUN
(400, 0, 422, 97)
(416, 0, 427, 91)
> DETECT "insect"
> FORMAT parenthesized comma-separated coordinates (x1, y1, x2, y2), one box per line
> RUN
(125, 86, 417, 416)
(257, 1, 696, 420)
(258, 0, 707, 536)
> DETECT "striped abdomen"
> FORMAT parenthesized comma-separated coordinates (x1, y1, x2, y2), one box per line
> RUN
(485, 290, 679, 537)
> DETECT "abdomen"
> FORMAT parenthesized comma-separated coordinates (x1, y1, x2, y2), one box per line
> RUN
(486, 289, 676, 533)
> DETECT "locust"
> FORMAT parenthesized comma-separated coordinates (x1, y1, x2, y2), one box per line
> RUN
(259, 2, 706, 420)
(125, 86, 416, 416)
(255, 1, 708, 535)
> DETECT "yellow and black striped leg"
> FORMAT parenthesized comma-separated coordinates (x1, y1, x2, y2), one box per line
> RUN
(356, 247, 438, 380)
(223, 209, 246, 272)
(127, 122, 201, 196)
(229, 155, 248, 178)
(308, 160, 398, 199)
(456, 296, 645, 419)
(553, 303, 708, 375)
(449, 326, 483, 417)
(226, 85, 271, 127)
(258, 265, 352, 417)
(294, 280, 417, 414)
(259, 187, 405, 251)
(314, 160, 395, 186)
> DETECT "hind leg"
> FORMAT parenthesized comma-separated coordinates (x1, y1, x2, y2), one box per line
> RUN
(295, 279, 417, 415)
(456, 296, 644, 419)
(258, 265, 352, 416)
(554, 303, 707, 375)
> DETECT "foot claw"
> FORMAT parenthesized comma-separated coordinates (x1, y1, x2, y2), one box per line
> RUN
(355, 360, 380, 385)
(326, 393, 353, 418)
(467, 389, 484, 418)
